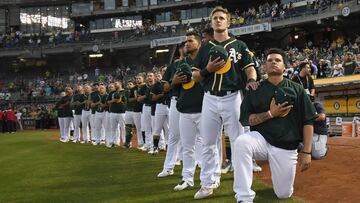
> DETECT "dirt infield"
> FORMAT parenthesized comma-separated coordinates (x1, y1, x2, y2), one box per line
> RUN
(255, 137, 360, 203)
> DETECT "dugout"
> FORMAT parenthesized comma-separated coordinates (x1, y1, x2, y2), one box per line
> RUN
(314, 75, 360, 136)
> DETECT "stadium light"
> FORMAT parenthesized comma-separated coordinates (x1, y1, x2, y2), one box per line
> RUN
(156, 49, 169, 53)
(89, 54, 103, 58)
(294, 35, 299, 39)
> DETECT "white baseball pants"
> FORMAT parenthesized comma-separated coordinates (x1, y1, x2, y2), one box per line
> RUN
(81, 110, 91, 141)
(233, 131, 298, 202)
(199, 91, 243, 188)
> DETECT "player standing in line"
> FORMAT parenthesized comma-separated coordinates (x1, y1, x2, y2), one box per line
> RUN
(200, 25, 223, 187)
(70, 85, 85, 143)
(235, 48, 316, 202)
(134, 74, 146, 149)
(56, 87, 74, 143)
(172, 31, 204, 190)
(123, 80, 143, 148)
(137, 72, 155, 152)
(80, 84, 92, 144)
(157, 42, 186, 177)
(106, 83, 117, 148)
(149, 70, 169, 154)
(90, 83, 100, 144)
(109, 81, 127, 147)
(94, 84, 108, 145)
(102, 83, 112, 147)
(192, 6, 258, 199)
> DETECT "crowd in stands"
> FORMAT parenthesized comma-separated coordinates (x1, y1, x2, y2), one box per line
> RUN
(255, 35, 360, 79)
(0, 63, 152, 102)
(0, 0, 350, 50)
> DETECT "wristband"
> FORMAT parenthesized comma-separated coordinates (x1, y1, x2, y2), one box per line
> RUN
(200, 68, 211, 78)
(267, 110, 273, 118)
(301, 151, 312, 155)
(247, 78, 256, 83)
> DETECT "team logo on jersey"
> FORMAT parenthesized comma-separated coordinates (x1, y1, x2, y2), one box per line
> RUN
(229, 48, 242, 63)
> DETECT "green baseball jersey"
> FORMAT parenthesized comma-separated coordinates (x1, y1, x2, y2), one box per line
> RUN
(82, 93, 91, 111)
(96, 94, 108, 113)
(58, 95, 73, 117)
(110, 90, 127, 113)
(72, 93, 86, 115)
(127, 86, 143, 112)
(176, 56, 204, 113)
(195, 38, 254, 92)
(54, 99, 64, 118)
(90, 91, 100, 114)
(107, 91, 115, 113)
(138, 84, 153, 106)
(150, 81, 165, 104)
(240, 78, 317, 150)
(163, 60, 181, 97)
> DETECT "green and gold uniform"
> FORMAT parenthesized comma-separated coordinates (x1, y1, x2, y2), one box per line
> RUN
(176, 56, 204, 113)
(90, 91, 100, 114)
(82, 93, 91, 111)
(195, 38, 255, 92)
(58, 95, 73, 117)
(72, 93, 86, 115)
(96, 94, 108, 113)
(107, 91, 116, 113)
(240, 78, 317, 150)
(127, 86, 143, 113)
(163, 60, 182, 98)
(110, 90, 127, 113)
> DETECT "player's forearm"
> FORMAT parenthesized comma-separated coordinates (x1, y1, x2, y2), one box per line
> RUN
(137, 95, 145, 102)
(248, 111, 272, 126)
(314, 113, 325, 121)
(128, 98, 137, 102)
(302, 125, 313, 153)
(244, 66, 257, 81)
(192, 70, 203, 82)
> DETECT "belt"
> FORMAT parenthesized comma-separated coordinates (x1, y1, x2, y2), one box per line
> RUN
(206, 90, 237, 97)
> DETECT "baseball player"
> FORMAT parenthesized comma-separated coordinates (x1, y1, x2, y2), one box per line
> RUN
(134, 74, 146, 148)
(93, 84, 108, 145)
(192, 6, 258, 199)
(137, 72, 155, 152)
(172, 31, 204, 190)
(70, 85, 85, 143)
(123, 80, 143, 148)
(80, 84, 92, 144)
(90, 83, 100, 144)
(149, 70, 169, 154)
(56, 87, 74, 143)
(234, 48, 316, 202)
(109, 81, 127, 147)
(157, 42, 186, 177)
(106, 83, 117, 148)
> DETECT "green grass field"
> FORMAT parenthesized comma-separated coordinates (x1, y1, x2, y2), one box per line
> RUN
(0, 131, 303, 203)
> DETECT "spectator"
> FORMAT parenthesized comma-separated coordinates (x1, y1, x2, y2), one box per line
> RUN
(343, 52, 359, 75)
(317, 59, 330, 78)
(292, 62, 315, 96)
(331, 57, 344, 77)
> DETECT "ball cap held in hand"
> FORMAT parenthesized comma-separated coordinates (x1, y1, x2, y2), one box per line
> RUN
(274, 87, 297, 106)
(178, 63, 195, 90)
(209, 45, 231, 74)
